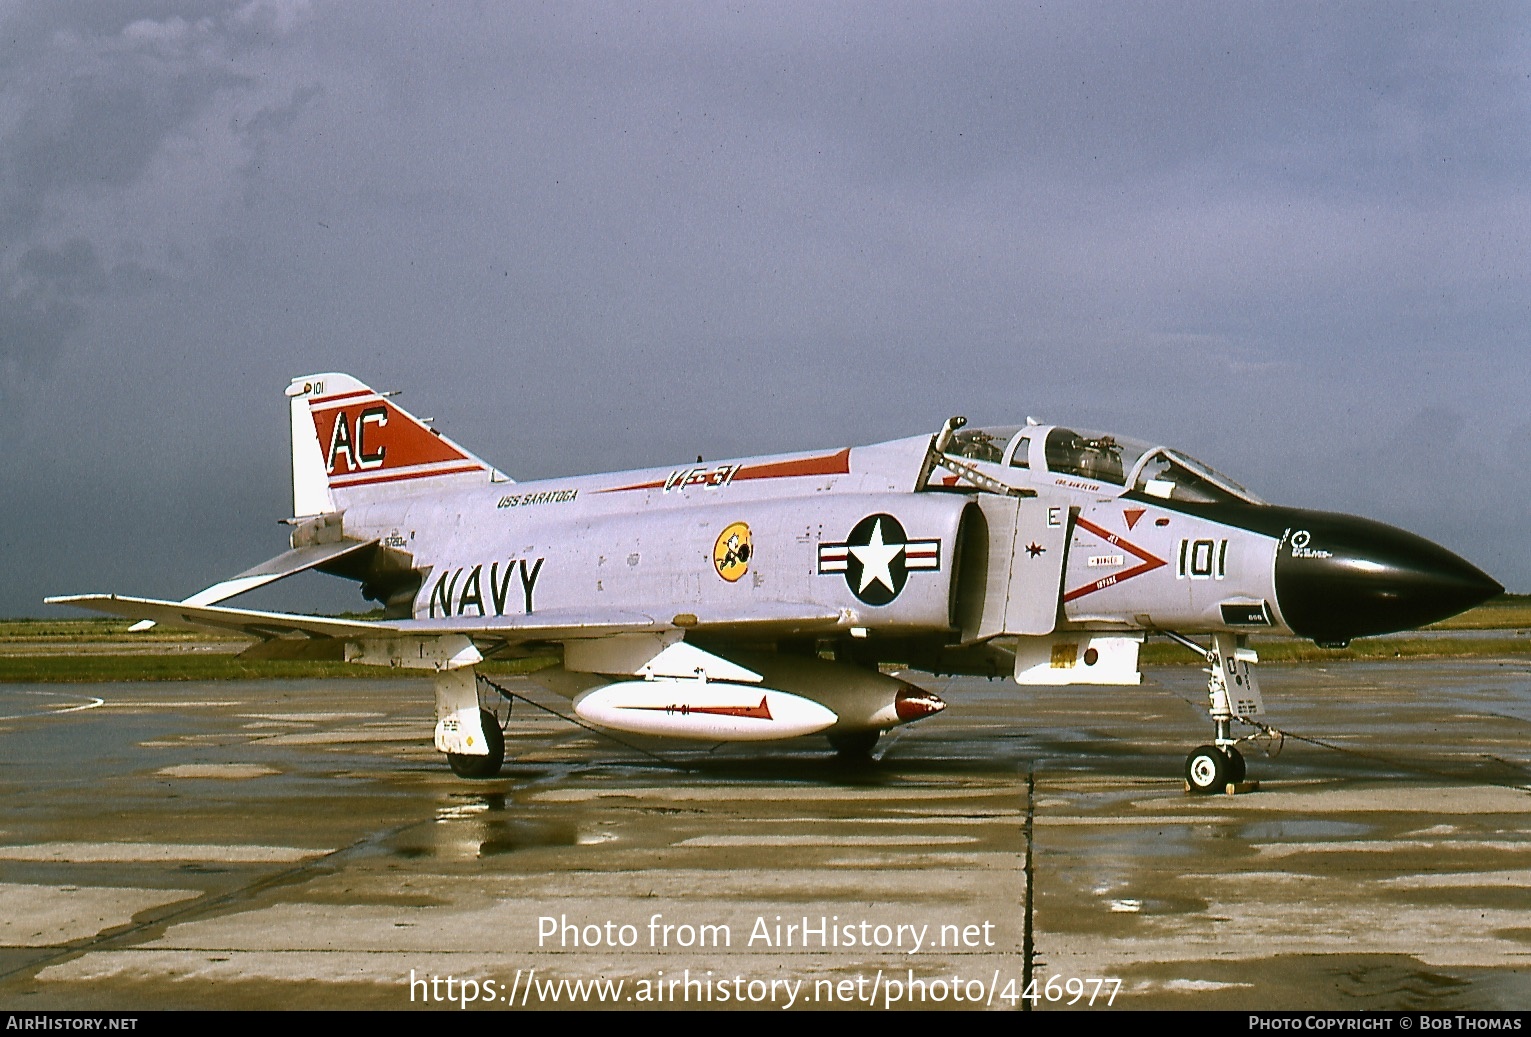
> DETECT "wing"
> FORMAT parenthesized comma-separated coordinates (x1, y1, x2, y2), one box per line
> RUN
(124, 539, 380, 632)
(46, 594, 663, 641)
(46, 594, 844, 647)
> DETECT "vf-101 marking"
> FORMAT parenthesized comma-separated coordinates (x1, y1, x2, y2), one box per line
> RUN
(50, 374, 1501, 792)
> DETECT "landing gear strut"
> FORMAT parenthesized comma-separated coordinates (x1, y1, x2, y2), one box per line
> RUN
(433, 666, 506, 780)
(1223, 744, 1246, 783)
(1165, 631, 1265, 794)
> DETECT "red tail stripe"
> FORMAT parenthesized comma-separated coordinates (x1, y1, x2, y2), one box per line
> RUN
(328, 463, 485, 489)
(594, 449, 852, 494)
(732, 448, 851, 482)
(309, 389, 377, 406)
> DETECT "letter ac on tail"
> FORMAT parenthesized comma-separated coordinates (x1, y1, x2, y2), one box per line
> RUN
(286, 373, 508, 516)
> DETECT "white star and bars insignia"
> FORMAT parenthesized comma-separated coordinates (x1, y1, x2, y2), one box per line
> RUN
(817, 513, 941, 606)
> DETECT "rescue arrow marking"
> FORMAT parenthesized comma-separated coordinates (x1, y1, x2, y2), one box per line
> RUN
(1062, 517, 1167, 602)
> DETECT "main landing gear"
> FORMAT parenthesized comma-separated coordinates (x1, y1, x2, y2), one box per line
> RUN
(434, 666, 508, 780)
(447, 707, 506, 779)
(826, 729, 881, 759)
(1165, 631, 1268, 795)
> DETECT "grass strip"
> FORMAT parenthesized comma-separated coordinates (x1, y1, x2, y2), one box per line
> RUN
(0, 655, 557, 683)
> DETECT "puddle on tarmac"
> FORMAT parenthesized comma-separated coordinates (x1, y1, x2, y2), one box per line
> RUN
(1325, 958, 1471, 1008)
(380, 814, 585, 859)
(475, 821, 583, 856)
(1241, 819, 1372, 840)
(1105, 895, 1210, 915)
(434, 792, 508, 820)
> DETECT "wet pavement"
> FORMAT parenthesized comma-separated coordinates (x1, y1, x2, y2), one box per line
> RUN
(0, 660, 1528, 1011)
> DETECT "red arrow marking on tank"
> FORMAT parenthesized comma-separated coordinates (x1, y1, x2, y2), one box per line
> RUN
(1062, 517, 1167, 602)
(617, 697, 774, 720)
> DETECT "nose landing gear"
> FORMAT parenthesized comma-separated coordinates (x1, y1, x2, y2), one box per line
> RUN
(1185, 743, 1246, 793)
(1165, 631, 1268, 795)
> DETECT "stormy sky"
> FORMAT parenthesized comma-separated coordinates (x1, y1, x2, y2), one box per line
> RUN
(4, 1, 1528, 617)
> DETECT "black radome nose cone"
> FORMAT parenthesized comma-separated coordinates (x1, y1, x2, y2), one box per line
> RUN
(1273, 511, 1502, 645)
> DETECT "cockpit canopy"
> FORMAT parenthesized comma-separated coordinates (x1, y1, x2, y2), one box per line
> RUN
(947, 424, 1263, 505)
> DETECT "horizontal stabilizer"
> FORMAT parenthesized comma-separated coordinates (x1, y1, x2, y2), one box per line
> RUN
(232, 539, 377, 581)
(127, 539, 379, 632)
(49, 594, 388, 639)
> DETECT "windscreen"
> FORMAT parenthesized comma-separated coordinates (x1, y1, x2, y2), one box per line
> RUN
(1131, 447, 1263, 504)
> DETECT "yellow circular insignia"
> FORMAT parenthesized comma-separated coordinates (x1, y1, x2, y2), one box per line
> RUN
(713, 522, 752, 582)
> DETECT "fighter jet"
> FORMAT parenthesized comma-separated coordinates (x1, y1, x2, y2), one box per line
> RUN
(49, 373, 1502, 792)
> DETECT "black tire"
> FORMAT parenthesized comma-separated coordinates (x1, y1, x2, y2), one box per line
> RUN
(1223, 745, 1247, 784)
(1185, 744, 1228, 794)
(827, 730, 880, 757)
(447, 709, 505, 779)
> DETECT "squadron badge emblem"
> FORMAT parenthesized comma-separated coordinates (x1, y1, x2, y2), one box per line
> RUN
(713, 522, 753, 582)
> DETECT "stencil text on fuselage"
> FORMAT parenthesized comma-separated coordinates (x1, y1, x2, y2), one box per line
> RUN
(426, 559, 544, 617)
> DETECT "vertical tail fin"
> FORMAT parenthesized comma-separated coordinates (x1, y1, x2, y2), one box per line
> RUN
(286, 373, 507, 516)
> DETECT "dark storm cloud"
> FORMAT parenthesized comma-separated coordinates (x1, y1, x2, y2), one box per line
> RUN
(1, 6, 244, 228)
(0, 239, 109, 394)
(492, 2, 1530, 353)
(461, 2, 1530, 205)
(5, 66, 238, 206)
(0, 1, 319, 395)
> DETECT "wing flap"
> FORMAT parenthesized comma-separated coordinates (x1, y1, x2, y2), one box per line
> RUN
(677, 601, 845, 637)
